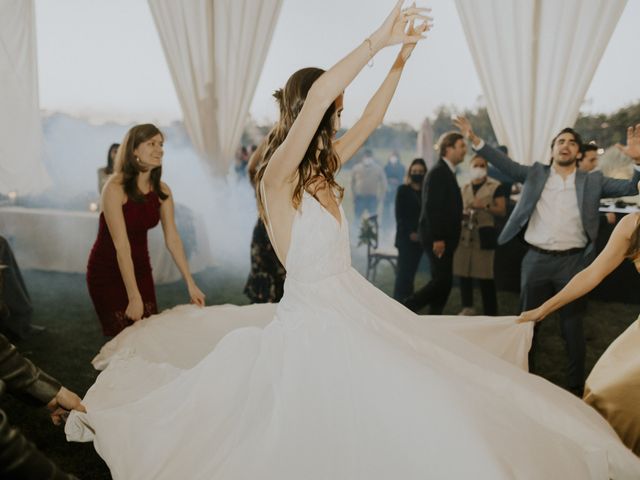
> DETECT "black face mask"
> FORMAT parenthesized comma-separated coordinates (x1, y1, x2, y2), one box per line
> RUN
(410, 173, 425, 184)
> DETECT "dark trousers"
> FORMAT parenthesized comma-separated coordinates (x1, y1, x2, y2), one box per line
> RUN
(521, 249, 590, 392)
(0, 237, 32, 339)
(459, 277, 498, 315)
(393, 241, 423, 301)
(354, 195, 379, 222)
(404, 247, 454, 314)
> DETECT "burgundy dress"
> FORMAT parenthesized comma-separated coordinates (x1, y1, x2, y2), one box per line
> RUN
(87, 192, 161, 336)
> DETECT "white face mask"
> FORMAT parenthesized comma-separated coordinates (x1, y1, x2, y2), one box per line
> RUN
(469, 167, 487, 181)
(389, 155, 398, 164)
(363, 157, 374, 166)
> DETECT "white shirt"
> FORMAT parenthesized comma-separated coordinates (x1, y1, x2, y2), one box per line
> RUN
(524, 168, 588, 250)
(442, 157, 456, 174)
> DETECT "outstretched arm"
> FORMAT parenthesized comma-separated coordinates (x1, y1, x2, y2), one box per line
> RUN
(602, 124, 640, 198)
(454, 116, 530, 183)
(518, 213, 638, 323)
(335, 16, 431, 165)
(263, 1, 428, 189)
(159, 183, 206, 307)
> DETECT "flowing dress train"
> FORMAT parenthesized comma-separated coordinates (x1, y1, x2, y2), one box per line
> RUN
(68, 192, 640, 479)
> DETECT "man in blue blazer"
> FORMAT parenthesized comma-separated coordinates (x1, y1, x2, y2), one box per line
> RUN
(455, 116, 640, 395)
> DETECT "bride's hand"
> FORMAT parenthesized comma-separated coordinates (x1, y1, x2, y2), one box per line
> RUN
(397, 10, 433, 64)
(372, 0, 430, 50)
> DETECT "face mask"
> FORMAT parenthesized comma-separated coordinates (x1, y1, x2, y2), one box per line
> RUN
(363, 157, 373, 166)
(410, 173, 425, 184)
(469, 167, 487, 181)
(389, 156, 399, 164)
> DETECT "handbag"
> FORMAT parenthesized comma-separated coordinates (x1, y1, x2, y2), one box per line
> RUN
(478, 226, 498, 250)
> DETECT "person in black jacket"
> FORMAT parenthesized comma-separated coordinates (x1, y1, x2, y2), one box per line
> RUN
(0, 333, 85, 479)
(393, 158, 427, 300)
(404, 132, 465, 313)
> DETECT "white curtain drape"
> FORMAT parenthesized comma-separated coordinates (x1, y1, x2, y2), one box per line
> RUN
(454, 0, 627, 165)
(0, 0, 49, 194)
(148, 0, 283, 175)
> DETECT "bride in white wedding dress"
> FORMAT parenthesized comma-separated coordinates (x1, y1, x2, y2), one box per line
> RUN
(67, 3, 640, 479)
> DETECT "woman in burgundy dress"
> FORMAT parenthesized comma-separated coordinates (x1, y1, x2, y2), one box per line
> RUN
(87, 124, 205, 336)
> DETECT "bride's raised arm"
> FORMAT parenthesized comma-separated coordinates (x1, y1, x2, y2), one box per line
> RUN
(262, 0, 428, 189)
(335, 16, 431, 165)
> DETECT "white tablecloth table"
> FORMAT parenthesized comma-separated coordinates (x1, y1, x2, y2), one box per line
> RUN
(0, 206, 214, 284)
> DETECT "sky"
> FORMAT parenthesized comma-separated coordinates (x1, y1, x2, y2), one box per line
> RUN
(35, 0, 640, 128)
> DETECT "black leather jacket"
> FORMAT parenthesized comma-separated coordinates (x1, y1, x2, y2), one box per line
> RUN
(0, 333, 78, 479)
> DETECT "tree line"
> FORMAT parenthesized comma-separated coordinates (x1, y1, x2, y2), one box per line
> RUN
(247, 100, 640, 153)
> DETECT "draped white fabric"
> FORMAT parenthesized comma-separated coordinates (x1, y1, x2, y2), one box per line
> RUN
(148, 0, 282, 175)
(454, 0, 627, 165)
(0, 0, 50, 194)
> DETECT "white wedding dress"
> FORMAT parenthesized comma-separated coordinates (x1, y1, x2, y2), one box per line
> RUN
(67, 191, 640, 479)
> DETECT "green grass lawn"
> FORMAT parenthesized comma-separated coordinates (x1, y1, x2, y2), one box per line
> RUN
(2, 251, 637, 478)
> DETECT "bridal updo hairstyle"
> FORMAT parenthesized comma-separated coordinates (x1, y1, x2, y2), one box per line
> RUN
(115, 123, 169, 203)
(255, 67, 344, 220)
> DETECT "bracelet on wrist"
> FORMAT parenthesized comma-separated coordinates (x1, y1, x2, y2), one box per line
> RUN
(364, 38, 374, 68)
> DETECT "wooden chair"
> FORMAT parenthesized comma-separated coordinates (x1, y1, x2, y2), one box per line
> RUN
(358, 214, 398, 282)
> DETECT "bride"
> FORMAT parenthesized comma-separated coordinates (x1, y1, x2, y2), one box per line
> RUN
(67, 3, 640, 479)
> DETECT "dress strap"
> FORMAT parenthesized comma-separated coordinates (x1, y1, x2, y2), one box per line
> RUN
(259, 180, 284, 264)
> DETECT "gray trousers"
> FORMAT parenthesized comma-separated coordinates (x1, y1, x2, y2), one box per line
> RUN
(521, 248, 592, 391)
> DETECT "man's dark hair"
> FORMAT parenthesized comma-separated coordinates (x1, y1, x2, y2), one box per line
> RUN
(550, 127, 584, 151)
(438, 131, 464, 158)
(577, 142, 598, 164)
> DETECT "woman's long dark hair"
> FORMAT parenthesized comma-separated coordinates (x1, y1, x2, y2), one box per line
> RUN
(115, 124, 168, 203)
(254, 67, 344, 221)
(404, 158, 427, 184)
(106, 143, 119, 174)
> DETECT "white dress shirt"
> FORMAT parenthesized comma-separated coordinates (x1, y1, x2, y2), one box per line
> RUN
(442, 157, 456, 174)
(524, 168, 587, 250)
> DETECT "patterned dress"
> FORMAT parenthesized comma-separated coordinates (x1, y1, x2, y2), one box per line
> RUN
(244, 218, 285, 303)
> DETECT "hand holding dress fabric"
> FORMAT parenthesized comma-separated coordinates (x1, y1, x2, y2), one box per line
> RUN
(517, 307, 546, 324)
(47, 386, 86, 426)
(125, 296, 144, 322)
(188, 282, 206, 307)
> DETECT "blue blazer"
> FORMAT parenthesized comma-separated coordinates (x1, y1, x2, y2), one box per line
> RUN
(477, 144, 640, 255)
